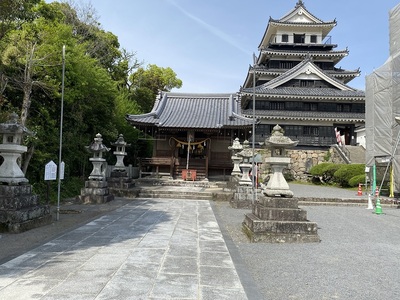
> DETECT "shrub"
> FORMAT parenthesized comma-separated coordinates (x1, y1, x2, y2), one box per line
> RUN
(309, 163, 342, 184)
(284, 170, 295, 182)
(33, 176, 85, 204)
(333, 164, 365, 187)
(348, 174, 366, 187)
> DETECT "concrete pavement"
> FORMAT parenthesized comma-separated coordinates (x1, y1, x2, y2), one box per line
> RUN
(1, 182, 399, 300)
(0, 199, 247, 300)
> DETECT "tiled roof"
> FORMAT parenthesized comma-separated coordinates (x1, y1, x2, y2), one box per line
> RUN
(126, 92, 253, 129)
(241, 86, 365, 99)
(278, 1, 328, 24)
(253, 67, 360, 77)
(269, 19, 336, 27)
(260, 48, 349, 57)
(242, 109, 365, 123)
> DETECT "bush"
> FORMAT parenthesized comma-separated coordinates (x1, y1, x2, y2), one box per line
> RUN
(333, 164, 365, 187)
(33, 176, 85, 204)
(348, 174, 366, 187)
(309, 163, 342, 184)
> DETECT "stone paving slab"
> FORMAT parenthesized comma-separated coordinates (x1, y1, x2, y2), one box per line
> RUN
(0, 199, 248, 300)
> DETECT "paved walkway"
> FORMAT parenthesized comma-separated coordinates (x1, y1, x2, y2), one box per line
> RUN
(0, 199, 247, 300)
(0, 183, 396, 300)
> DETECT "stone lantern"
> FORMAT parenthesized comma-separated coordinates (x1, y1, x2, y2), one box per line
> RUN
(86, 133, 110, 180)
(108, 134, 135, 190)
(237, 147, 256, 186)
(78, 133, 114, 204)
(242, 124, 320, 243)
(263, 124, 298, 197)
(0, 113, 52, 232)
(111, 134, 130, 171)
(0, 112, 32, 184)
(228, 138, 243, 176)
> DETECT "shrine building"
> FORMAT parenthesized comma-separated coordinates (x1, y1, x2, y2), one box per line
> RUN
(126, 1, 365, 180)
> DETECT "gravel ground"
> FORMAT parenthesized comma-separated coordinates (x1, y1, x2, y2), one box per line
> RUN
(212, 184, 400, 300)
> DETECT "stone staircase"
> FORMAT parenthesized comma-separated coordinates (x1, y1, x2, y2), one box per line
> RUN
(332, 145, 366, 164)
(137, 189, 214, 200)
(109, 179, 233, 201)
(346, 145, 366, 164)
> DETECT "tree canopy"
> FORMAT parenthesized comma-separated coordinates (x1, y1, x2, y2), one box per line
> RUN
(129, 64, 182, 112)
(0, 0, 182, 199)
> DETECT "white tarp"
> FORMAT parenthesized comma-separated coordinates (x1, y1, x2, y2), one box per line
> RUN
(365, 3, 400, 192)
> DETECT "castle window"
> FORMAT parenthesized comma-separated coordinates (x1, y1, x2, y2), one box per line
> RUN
(310, 35, 317, 43)
(285, 125, 302, 136)
(337, 104, 351, 112)
(269, 102, 285, 110)
(294, 34, 305, 43)
(304, 102, 318, 111)
(282, 34, 288, 42)
(303, 126, 319, 136)
(299, 80, 314, 87)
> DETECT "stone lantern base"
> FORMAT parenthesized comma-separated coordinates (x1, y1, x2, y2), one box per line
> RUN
(77, 180, 114, 204)
(0, 184, 52, 233)
(107, 169, 135, 190)
(230, 185, 258, 209)
(242, 195, 320, 243)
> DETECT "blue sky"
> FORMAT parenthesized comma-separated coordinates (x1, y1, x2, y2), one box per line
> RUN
(56, 0, 400, 93)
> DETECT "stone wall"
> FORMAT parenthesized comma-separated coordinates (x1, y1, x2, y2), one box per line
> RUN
(288, 149, 330, 181)
(258, 148, 341, 182)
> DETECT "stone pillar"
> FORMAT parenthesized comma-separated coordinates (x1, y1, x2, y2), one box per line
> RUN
(0, 113, 52, 233)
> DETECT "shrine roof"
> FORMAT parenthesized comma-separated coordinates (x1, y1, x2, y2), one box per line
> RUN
(126, 92, 253, 129)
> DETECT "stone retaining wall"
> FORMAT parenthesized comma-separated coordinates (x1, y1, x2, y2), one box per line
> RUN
(258, 148, 341, 182)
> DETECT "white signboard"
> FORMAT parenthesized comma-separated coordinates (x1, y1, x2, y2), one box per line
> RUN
(44, 160, 57, 181)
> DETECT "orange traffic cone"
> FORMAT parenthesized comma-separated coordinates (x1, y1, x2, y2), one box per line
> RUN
(375, 187, 379, 198)
(357, 183, 362, 196)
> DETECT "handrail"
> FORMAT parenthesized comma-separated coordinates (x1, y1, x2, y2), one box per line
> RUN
(333, 144, 351, 164)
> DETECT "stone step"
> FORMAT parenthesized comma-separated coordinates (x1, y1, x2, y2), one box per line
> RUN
(108, 187, 217, 200)
(299, 201, 398, 207)
(244, 213, 318, 234)
(138, 190, 214, 200)
(297, 197, 397, 206)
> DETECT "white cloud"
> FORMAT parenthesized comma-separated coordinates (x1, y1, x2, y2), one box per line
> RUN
(166, 0, 250, 56)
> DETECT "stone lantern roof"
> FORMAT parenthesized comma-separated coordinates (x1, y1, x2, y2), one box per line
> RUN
(228, 138, 243, 152)
(0, 112, 33, 144)
(111, 134, 130, 147)
(264, 125, 298, 149)
(85, 133, 110, 156)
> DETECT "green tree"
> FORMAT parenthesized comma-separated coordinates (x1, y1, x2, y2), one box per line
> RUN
(129, 64, 182, 112)
(0, 0, 181, 199)
(0, 1, 118, 178)
(0, 0, 40, 40)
